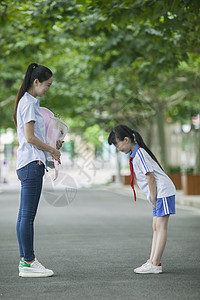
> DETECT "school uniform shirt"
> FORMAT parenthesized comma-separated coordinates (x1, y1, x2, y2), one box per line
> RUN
(130, 144, 176, 203)
(16, 92, 47, 170)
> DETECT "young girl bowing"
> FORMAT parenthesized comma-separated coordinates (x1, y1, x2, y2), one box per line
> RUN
(108, 125, 176, 274)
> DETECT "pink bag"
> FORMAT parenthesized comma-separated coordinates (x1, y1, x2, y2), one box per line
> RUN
(40, 107, 68, 180)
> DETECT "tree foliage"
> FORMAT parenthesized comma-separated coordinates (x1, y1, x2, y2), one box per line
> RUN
(0, 0, 200, 169)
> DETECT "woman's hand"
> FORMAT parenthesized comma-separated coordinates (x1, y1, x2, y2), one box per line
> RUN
(56, 140, 64, 150)
(51, 148, 61, 164)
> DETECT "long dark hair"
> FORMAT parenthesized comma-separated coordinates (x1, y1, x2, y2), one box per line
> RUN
(14, 63, 52, 127)
(108, 124, 163, 170)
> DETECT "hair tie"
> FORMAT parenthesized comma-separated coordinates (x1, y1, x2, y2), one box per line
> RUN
(132, 133, 137, 144)
(32, 64, 38, 69)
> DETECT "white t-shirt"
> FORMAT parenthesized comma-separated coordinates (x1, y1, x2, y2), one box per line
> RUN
(16, 92, 47, 170)
(130, 144, 176, 202)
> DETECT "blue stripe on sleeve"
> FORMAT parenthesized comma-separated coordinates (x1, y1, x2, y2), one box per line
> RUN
(137, 149, 150, 173)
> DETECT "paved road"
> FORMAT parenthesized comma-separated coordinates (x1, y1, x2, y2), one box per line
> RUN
(0, 188, 200, 300)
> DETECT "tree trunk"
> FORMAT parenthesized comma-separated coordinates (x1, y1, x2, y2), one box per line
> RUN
(146, 117, 153, 149)
(155, 103, 167, 170)
(116, 150, 121, 183)
(194, 128, 200, 174)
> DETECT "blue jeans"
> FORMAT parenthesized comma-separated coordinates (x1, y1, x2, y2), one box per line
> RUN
(16, 161, 45, 262)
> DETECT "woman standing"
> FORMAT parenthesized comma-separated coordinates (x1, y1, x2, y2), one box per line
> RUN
(14, 63, 61, 277)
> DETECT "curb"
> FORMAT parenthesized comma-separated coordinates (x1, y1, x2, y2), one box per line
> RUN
(1, 181, 200, 210)
(101, 183, 200, 210)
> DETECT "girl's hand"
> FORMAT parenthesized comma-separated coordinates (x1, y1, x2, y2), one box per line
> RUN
(146, 172, 157, 208)
(51, 148, 61, 164)
(151, 198, 157, 208)
(56, 140, 64, 150)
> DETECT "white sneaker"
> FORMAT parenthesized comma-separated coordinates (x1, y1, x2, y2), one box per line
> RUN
(134, 259, 151, 272)
(135, 262, 162, 274)
(19, 258, 54, 277)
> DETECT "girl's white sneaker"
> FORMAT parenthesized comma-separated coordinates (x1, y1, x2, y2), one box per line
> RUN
(135, 262, 162, 274)
(19, 258, 54, 277)
(134, 259, 151, 272)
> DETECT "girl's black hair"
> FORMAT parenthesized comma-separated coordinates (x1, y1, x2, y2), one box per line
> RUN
(14, 63, 52, 127)
(108, 124, 163, 170)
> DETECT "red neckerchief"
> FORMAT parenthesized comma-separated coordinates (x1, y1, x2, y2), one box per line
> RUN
(129, 157, 136, 201)
(129, 146, 140, 201)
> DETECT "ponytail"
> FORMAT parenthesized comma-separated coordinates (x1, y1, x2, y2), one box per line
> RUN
(108, 124, 164, 170)
(133, 130, 164, 170)
(14, 63, 52, 127)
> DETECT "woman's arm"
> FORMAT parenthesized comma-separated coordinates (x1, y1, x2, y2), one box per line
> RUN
(24, 121, 61, 164)
(146, 172, 157, 208)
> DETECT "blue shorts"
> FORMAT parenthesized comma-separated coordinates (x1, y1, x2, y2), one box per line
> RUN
(153, 195, 175, 217)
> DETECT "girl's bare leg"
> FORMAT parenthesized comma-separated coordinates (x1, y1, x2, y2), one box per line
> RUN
(152, 215, 170, 266)
(150, 216, 158, 261)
